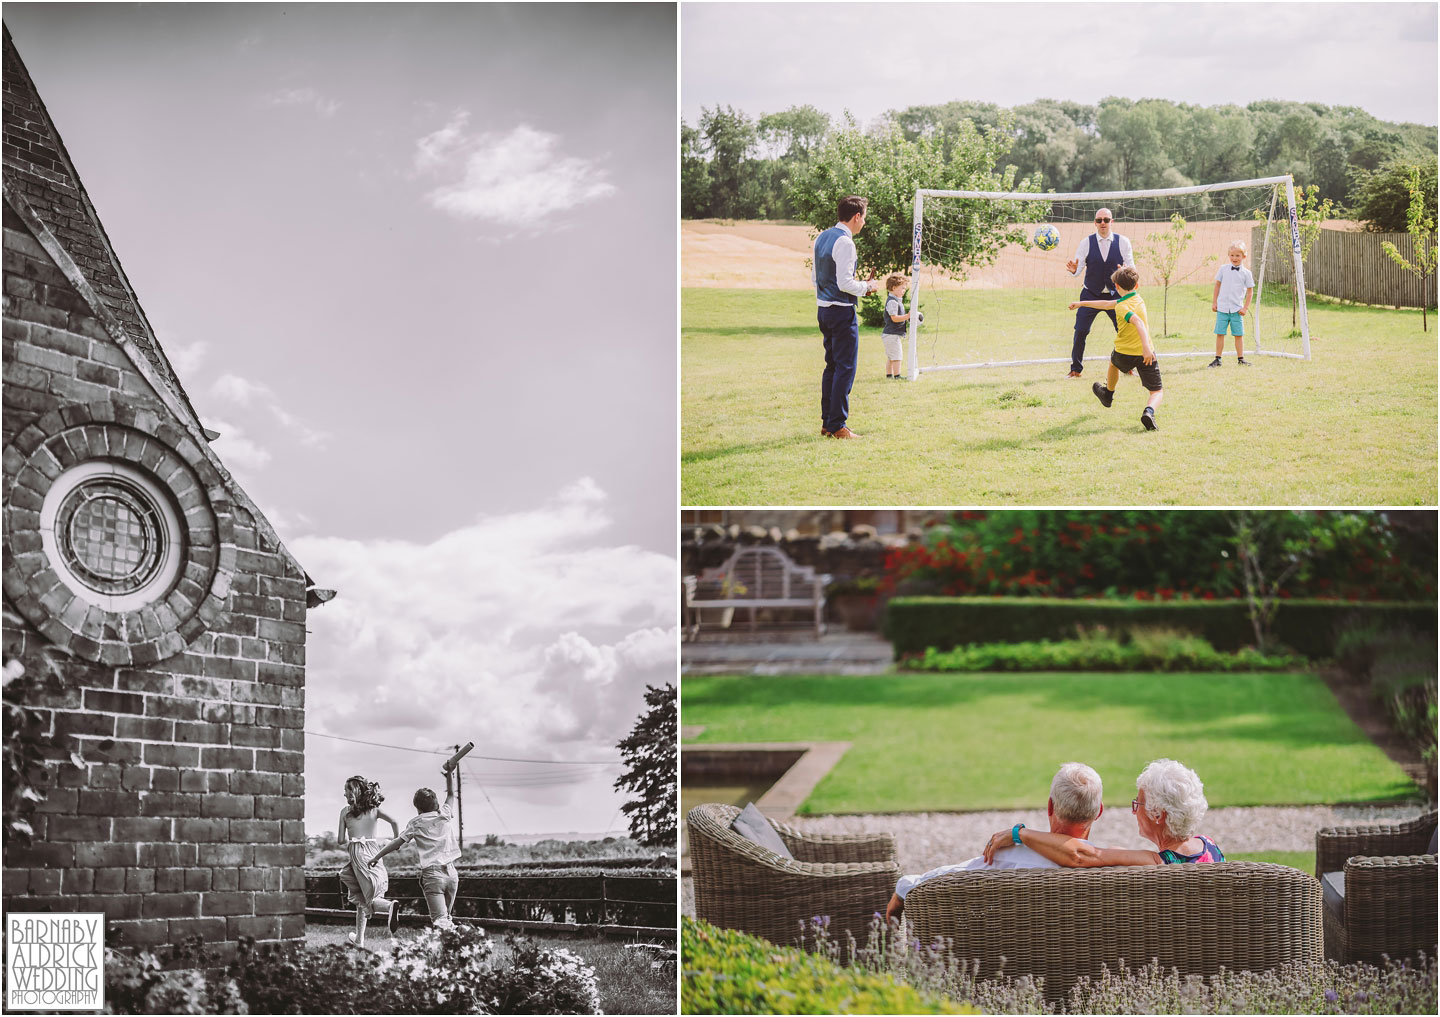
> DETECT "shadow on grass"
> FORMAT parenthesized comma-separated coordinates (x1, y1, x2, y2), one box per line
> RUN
(688, 324, 818, 339)
(681, 436, 814, 464)
(956, 413, 1108, 452)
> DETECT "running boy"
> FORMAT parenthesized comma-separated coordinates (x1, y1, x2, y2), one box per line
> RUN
(1069, 265, 1163, 431)
(371, 769, 462, 928)
(880, 274, 915, 379)
(1209, 241, 1253, 366)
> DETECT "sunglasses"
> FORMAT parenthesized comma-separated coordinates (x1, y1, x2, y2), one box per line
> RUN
(1095, 217, 1112, 224)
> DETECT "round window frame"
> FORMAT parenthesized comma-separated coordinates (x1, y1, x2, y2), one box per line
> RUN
(39, 459, 186, 613)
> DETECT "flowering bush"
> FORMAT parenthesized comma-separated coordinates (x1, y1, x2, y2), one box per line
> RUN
(108, 927, 606, 1015)
(103, 946, 244, 1015)
(883, 511, 1434, 604)
(759, 914, 1438, 1015)
(389, 924, 495, 1013)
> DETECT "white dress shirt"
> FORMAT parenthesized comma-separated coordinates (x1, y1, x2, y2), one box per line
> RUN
(1071, 233, 1134, 278)
(894, 841, 1089, 899)
(814, 222, 872, 307)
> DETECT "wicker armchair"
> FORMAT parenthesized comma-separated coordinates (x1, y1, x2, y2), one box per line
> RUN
(905, 862, 1322, 1004)
(687, 803, 899, 948)
(1316, 810, 1437, 964)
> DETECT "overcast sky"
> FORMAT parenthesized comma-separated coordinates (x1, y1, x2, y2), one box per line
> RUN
(683, 2, 1438, 129)
(5, 3, 676, 837)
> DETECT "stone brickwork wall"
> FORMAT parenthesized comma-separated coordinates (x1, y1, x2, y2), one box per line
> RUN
(2, 28, 309, 953)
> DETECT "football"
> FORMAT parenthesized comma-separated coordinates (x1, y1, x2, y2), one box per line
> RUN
(1034, 225, 1061, 251)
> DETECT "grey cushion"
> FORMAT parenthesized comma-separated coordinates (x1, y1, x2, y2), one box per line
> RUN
(1427, 824, 1437, 856)
(1321, 870, 1345, 921)
(731, 802, 794, 860)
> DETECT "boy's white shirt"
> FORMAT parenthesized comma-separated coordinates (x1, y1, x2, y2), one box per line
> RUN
(1214, 264, 1255, 311)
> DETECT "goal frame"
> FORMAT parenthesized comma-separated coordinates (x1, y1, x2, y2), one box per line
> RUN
(905, 175, 1310, 381)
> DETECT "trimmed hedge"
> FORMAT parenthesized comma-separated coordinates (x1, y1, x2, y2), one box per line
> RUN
(883, 598, 1437, 659)
(681, 918, 975, 1015)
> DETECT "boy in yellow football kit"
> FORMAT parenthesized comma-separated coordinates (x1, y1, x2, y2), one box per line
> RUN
(1069, 265, 1162, 431)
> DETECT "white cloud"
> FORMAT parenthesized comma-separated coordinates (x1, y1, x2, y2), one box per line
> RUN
(210, 373, 272, 406)
(205, 418, 271, 473)
(165, 339, 208, 377)
(412, 114, 616, 233)
(293, 478, 676, 833)
(266, 87, 341, 118)
(208, 373, 330, 450)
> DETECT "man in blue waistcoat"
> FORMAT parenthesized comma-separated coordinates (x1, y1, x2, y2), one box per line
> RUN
(814, 195, 880, 439)
(1064, 208, 1134, 377)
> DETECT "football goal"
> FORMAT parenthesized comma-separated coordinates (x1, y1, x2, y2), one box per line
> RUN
(905, 176, 1310, 380)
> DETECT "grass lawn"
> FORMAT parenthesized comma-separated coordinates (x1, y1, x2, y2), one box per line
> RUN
(681, 288, 1437, 504)
(681, 672, 1420, 813)
(305, 924, 674, 1014)
(1228, 849, 1315, 873)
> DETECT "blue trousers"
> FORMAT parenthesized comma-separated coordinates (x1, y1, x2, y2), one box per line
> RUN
(1071, 302, 1118, 374)
(818, 304, 859, 432)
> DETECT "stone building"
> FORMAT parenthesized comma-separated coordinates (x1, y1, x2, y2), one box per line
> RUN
(2, 28, 320, 951)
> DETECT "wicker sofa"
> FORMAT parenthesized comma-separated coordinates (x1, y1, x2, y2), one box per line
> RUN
(687, 803, 900, 948)
(904, 862, 1323, 1004)
(1316, 810, 1438, 964)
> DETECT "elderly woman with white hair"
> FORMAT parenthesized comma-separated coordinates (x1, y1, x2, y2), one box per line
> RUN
(983, 758, 1225, 867)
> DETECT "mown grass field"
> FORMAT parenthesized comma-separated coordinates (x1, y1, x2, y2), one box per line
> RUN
(680, 672, 1420, 814)
(681, 288, 1437, 505)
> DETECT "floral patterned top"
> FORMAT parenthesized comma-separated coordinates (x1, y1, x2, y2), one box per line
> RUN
(1159, 834, 1225, 864)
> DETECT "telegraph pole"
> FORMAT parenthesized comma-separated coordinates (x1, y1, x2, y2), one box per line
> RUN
(453, 745, 465, 850)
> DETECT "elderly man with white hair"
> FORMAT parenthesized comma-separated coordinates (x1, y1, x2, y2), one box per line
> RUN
(885, 762, 1104, 922)
(984, 758, 1225, 867)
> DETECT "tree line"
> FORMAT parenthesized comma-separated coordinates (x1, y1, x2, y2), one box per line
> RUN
(683, 97, 1438, 233)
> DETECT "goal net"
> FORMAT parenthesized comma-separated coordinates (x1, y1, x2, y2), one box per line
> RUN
(906, 176, 1310, 379)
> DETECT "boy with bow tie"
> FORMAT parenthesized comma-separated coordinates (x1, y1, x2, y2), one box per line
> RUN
(1210, 242, 1255, 367)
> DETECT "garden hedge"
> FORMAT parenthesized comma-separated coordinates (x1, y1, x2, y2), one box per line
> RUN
(883, 598, 1437, 659)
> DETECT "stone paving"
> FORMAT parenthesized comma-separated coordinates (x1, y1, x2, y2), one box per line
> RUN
(681, 631, 893, 675)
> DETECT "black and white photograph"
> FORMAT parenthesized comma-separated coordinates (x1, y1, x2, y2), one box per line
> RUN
(1, 4, 677, 1014)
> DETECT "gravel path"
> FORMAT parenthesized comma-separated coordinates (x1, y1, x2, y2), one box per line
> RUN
(681, 803, 1427, 918)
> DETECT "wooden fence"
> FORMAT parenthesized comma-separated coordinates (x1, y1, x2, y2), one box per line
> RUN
(1250, 226, 1434, 308)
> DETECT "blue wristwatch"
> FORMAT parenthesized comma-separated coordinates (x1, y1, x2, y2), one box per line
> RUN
(1011, 823, 1025, 846)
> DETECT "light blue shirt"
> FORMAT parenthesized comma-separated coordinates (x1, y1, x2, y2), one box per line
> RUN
(895, 841, 1090, 899)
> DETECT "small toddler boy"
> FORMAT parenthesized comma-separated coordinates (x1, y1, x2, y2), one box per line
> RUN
(1068, 265, 1163, 430)
(371, 769, 463, 928)
(881, 274, 916, 379)
(1209, 241, 1254, 366)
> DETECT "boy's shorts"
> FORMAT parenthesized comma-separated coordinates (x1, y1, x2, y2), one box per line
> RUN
(1111, 350, 1163, 391)
(1214, 311, 1244, 336)
(881, 331, 904, 362)
(420, 861, 458, 899)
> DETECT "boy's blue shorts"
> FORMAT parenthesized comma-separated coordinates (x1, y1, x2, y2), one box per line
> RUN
(1214, 311, 1244, 336)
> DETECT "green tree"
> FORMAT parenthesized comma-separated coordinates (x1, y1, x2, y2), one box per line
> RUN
(1380, 165, 1440, 330)
(1135, 213, 1218, 336)
(680, 121, 713, 218)
(1258, 182, 1334, 328)
(698, 105, 758, 219)
(613, 683, 676, 847)
(787, 112, 1044, 281)
(1350, 157, 1439, 233)
(756, 104, 831, 163)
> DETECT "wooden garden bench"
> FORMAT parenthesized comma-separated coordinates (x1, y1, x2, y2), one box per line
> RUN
(684, 546, 830, 640)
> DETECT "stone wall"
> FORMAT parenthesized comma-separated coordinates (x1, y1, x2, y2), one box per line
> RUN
(2, 29, 308, 953)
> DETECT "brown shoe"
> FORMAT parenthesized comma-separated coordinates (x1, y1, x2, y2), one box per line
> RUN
(830, 426, 862, 439)
(1066, 371, 1082, 378)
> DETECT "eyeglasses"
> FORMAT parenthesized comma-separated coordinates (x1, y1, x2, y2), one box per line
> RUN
(1095, 217, 1112, 224)
(1131, 798, 1141, 813)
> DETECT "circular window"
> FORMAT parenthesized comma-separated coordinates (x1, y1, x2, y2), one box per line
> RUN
(39, 460, 185, 612)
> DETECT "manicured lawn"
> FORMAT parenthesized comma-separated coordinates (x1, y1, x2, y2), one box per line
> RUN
(681, 288, 1437, 505)
(1228, 849, 1315, 873)
(681, 672, 1420, 813)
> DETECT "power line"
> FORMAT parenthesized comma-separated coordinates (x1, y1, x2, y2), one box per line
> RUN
(306, 729, 622, 766)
